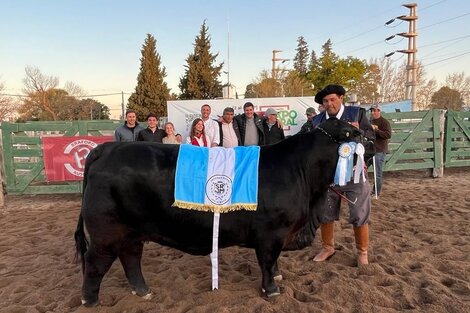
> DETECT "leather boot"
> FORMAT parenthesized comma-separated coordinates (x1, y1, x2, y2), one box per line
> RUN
(353, 224, 369, 265)
(313, 222, 335, 262)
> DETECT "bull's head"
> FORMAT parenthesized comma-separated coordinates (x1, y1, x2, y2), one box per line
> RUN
(316, 118, 361, 143)
(316, 118, 375, 161)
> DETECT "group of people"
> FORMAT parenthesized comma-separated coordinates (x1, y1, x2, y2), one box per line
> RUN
(115, 102, 287, 148)
(114, 110, 181, 144)
(188, 102, 287, 148)
(114, 84, 392, 267)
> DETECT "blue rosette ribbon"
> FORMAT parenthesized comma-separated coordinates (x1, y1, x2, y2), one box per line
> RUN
(334, 142, 356, 186)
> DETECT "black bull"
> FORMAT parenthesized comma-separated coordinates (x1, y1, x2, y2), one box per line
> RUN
(75, 118, 363, 306)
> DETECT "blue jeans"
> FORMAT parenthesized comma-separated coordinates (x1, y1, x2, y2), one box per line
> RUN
(372, 152, 385, 196)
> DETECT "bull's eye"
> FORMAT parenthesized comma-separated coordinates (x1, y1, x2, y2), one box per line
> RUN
(346, 132, 350, 137)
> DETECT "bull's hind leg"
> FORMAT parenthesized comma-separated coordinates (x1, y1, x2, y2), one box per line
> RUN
(273, 261, 283, 281)
(118, 239, 152, 299)
(255, 241, 282, 297)
(82, 244, 117, 307)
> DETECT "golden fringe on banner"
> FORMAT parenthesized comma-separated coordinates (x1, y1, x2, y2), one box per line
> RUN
(172, 200, 257, 213)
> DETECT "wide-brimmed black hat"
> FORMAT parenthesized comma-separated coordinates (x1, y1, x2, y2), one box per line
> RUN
(314, 84, 346, 104)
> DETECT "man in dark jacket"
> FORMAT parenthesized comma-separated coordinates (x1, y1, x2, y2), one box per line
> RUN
(218, 107, 241, 147)
(234, 102, 265, 146)
(136, 113, 166, 142)
(298, 107, 316, 134)
(263, 108, 285, 144)
(114, 109, 145, 142)
(369, 104, 391, 197)
(311, 84, 375, 266)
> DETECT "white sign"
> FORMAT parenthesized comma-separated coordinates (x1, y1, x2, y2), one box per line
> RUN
(167, 97, 318, 140)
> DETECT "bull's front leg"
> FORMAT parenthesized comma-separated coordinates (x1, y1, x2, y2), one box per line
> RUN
(255, 241, 282, 297)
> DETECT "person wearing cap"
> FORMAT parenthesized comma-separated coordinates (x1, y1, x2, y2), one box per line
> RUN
(234, 102, 265, 146)
(369, 104, 391, 197)
(310, 84, 375, 266)
(298, 107, 317, 134)
(263, 108, 285, 144)
(218, 107, 241, 148)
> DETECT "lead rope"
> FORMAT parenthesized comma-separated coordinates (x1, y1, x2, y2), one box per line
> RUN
(328, 184, 358, 205)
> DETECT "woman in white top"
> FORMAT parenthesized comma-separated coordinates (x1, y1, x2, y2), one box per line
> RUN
(186, 118, 210, 147)
(162, 122, 181, 144)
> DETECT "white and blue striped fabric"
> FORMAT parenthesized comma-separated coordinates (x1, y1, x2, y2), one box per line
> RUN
(173, 144, 260, 212)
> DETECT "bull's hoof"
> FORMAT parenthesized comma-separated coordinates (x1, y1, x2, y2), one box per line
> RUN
(131, 290, 153, 300)
(81, 298, 99, 307)
(261, 286, 281, 298)
(273, 274, 283, 281)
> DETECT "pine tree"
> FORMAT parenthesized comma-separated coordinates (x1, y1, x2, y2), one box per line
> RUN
(308, 50, 319, 73)
(179, 21, 223, 99)
(293, 36, 309, 75)
(128, 34, 170, 121)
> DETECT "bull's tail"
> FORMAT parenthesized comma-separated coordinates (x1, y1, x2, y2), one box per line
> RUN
(74, 143, 102, 273)
(74, 213, 88, 273)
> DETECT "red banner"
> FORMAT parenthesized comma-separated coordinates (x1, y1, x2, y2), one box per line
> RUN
(42, 136, 113, 181)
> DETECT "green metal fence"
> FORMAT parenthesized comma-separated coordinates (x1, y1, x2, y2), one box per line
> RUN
(444, 110, 470, 168)
(0, 120, 121, 194)
(1, 110, 469, 195)
(379, 110, 445, 173)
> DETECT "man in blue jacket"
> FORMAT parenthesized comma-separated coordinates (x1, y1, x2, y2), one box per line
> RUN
(312, 84, 375, 266)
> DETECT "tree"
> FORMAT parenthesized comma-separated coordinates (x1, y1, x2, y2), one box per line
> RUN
(128, 33, 170, 121)
(179, 21, 223, 99)
(445, 72, 470, 105)
(22, 66, 60, 120)
(430, 87, 464, 110)
(293, 36, 309, 75)
(309, 39, 339, 91)
(416, 78, 438, 111)
(282, 71, 312, 97)
(244, 83, 257, 98)
(0, 82, 19, 121)
(18, 87, 110, 121)
(306, 39, 371, 95)
(308, 50, 319, 74)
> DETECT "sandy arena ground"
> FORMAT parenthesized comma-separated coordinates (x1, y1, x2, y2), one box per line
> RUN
(0, 168, 469, 313)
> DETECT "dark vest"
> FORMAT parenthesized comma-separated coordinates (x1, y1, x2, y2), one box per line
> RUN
(312, 106, 360, 128)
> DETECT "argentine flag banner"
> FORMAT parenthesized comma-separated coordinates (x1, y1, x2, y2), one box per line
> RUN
(173, 145, 260, 212)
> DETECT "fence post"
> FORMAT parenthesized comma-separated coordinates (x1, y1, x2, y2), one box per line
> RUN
(432, 110, 446, 178)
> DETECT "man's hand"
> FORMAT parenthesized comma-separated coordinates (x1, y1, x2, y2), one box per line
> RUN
(372, 124, 378, 130)
(349, 121, 359, 129)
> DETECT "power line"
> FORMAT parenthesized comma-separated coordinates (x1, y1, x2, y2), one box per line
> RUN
(420, 12, 470, 30)
(423, 49, 470, 67)
(0, 92, 131, 98)
(337, 1, 451, 57)
(342, 40, 385, 55)
(420, 0, 450, 12)
(420, 34, 470, 48)
(420, 36, 468, 59)
(334, 25, 384, 46)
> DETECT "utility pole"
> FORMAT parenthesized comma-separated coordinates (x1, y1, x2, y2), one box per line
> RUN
(399, 3, 418, 111)
(121, 91, 125, 120)
(384, 3, 418, 110)
(272, 50, 289, 79)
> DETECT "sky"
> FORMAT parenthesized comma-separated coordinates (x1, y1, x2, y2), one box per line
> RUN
(1, 0, 469, 118)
